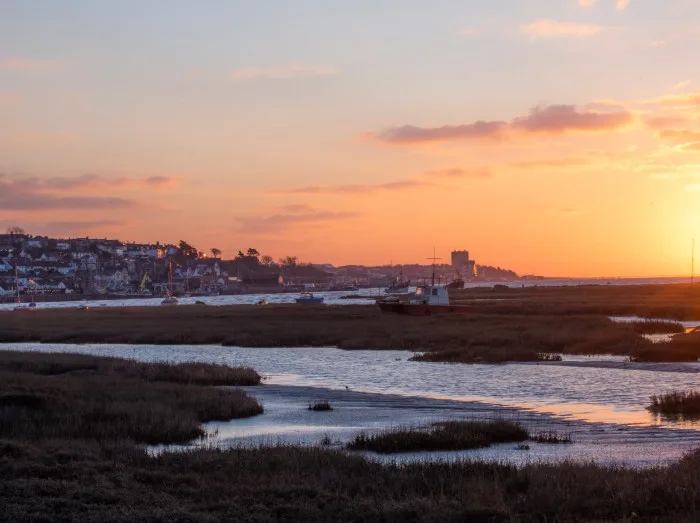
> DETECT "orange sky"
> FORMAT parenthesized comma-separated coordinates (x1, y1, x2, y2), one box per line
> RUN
(1, 1, 699, 277)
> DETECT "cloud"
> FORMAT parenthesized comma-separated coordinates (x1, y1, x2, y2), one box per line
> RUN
(512, 105, 631, 133)
(275, 179, 433, 195)
(41, 220, 125, 235)
(230, 63, 338, 80)
(578, 0, 597, 7)
(510, 156, 593, 169)
(373, 121, 508, 145)
(672, 80, 691, 91)
(646, 115, 693, 129)
(424, 167, 492, 178)
(0, 187, 137, 211)
(682, 142, 700, 152)
(279, 204, 315, 213)
(372, 104, 631, 145)
(658, 129, 700, 142)
(523, 19, 603, 39)
(658, 91, 700, 107)
(1, 173, 178, 192)
(0, 57, 64, 72)
(0, 173, 174, 212)
(616, 0, 630, 10)
(237, 211, 359, 233)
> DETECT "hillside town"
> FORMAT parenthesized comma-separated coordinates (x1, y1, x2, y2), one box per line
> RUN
(0, 229, 530, 302)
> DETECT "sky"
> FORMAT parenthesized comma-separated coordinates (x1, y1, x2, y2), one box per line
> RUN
(1, 0, 700, 277)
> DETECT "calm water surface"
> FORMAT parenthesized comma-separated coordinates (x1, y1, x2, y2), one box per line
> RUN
(4, 342, 700, 427)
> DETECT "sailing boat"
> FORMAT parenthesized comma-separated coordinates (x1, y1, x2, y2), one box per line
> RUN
(384, 266, 410, 294)
(13, 263, 35, 311)
(161, 258, 179, 306)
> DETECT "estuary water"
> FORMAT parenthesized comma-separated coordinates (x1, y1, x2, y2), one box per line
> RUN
(3, 342, 700, 466)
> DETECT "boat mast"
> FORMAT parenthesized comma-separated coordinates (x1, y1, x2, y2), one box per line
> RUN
(692, 238, 695, 285)
(14, 261, 20, 304)
(427, 247, 441, 287)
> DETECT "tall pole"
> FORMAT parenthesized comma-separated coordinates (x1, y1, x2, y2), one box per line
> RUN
(692, 238, 695, 285)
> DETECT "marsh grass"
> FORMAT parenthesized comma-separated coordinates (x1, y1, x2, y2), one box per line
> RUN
(648, 390, 700, 419)
(346, 420, 528, 453)
(0, 351, 263, 444)
(308, 401, 333, 411)
(530, 430, 573, 444)
(629, 320, 685, 335)
(4, 352, 700, 521)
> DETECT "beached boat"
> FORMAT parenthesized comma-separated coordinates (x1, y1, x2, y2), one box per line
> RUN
(161, 259, 179, 306)
(384, 268, 411, 294)
(378, 255, 471, 315)
(295, 292, 324, 304)
(12, 265, 36, 311)
(378, 285, 472, 315)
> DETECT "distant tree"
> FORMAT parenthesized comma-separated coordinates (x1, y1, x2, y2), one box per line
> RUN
(246, 248, 260, 258)
(237, 250, 245, 259)
(260, 255, 274, 266)
(210, 248, 222, 259)
(6, 226, 25, 235)
(279, 256, 298, 269)
(174, 240, 199, 265)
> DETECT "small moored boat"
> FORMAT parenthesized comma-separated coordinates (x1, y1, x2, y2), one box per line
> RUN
(295, 293, 324, 304)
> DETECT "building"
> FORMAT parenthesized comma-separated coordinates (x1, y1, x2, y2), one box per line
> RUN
(451, 250, 469, 268)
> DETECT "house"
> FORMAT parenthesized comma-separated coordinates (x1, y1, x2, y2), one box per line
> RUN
(56, 242, 70, 251)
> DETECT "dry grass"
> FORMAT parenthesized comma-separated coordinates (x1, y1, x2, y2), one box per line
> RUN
(0, 351, 262, 444)
(648, 390, 700, 419)
(2, 284, 699, 363)
(347, 420, 528, 453)
(3, 442, 700, 522)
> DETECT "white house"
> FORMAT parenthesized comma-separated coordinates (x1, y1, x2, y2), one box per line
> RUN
(56, 242, 70, 251)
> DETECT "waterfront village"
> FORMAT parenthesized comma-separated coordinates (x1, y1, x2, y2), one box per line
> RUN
(0, 230, 534, 301)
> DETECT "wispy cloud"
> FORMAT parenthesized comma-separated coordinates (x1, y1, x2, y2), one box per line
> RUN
(658, 91, 700, 107)
(577, 0, 597, 7)
(0, 57, 65, 72)
(230, 63, 338, 80)
(523, 19, 603, 39)
(616, 0, 630, 10)
(371, 104, 631, 145)
(645, 115, 693, 129)
(274, 179, 432, 195)
(424, 167, 492, 178)
(279, 204, 315, 213)
(2, 173, 179, 191)
(237, 210, 359, 233)
(0, 182, 137, 211)
(672, 80, 691, 91)
(510, 156, 593, 169)
(658, 129, 700, 142)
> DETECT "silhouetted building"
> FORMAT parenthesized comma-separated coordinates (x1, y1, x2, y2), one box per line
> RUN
(451, 250, 469, 268)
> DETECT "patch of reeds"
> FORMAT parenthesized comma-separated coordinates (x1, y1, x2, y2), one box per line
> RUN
(530, 430, 573, 444)
(0, 351, 263, 444)
(346, 420, 528, 453)
(648, 390, 700, 418)
(5, 442, 700, 522)
(308, 401, 333, 411)
(629, 319, 685, 335)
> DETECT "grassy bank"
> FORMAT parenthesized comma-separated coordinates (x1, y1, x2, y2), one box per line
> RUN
(0, 304, 656, 361)
(451, 282, 700, 320)
(4, 439, 700, 521)
(0, 351, 262, 444)
(347, 420, 528, 453)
